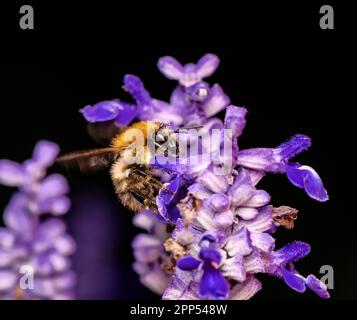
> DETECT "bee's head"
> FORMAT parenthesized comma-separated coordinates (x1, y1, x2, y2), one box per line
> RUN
(155, 124, 179, 156)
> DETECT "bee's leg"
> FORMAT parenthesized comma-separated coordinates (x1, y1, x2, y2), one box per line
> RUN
(149, 177, 176, 195)
(128, 165, 151, 180)
(143, 199, 159, 214)
(128, 187, 159, 214)
(130, 165, 175, 195)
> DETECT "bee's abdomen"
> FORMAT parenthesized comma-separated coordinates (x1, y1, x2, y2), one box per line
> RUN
(113, 178, 145, 213)
(110, 158, 159, 213)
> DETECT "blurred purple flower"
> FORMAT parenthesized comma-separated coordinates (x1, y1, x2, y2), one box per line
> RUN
(0, 141, 76, 300)
(131, 211, 170, 295)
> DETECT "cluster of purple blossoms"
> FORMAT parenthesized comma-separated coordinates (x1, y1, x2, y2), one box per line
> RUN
(81, 54, 329, 299)
(0, 141, 76, 299)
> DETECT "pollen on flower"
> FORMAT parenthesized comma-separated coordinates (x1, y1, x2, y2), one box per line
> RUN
(164, 238, 186, 260)
(177, 200, 199, 225)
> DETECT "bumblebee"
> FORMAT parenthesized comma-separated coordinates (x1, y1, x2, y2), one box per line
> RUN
(57, 121, 178, 213)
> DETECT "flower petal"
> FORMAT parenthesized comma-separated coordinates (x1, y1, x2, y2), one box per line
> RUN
(214, 209, 234, 227)
(46, 196, 71, 215)
(4, 193, 34, 235)
(38, 174, 69, 200)
(237, 148, 281, 172)
(230, 275, 262, 300)
(0, 270, 17, 291)
(53, 271, 77, 291)
(36, 218, 66, 240)
(225, 227, 253, 257)
(235, 207, 259, 220)
(0, 160, 26, 186)
(33, 218, 67, 253)
(237, 205, 273, 233)
(157, 56, 184, 81)
(132, 210, 159, 232)
(162, 268, 195, 300)
(250, 232, 275, 253)
(276, 134, 311, 161)
(224, 105, 247, 139)
(221, 254, 246, 282)
(281, 267, 306, 293)
(244, 190, 271, 208)
(202, 84, 230, 118)
(277, 241, 311, 264)
(80, 100, 120, 123)
(32, 140, 60, 168)
(33, 252, 71, 275)
(244, 249, 265, 273)
(209, 193, 230, 212)
(177, 255, 201, 271)
(114, 102, 140, 125)
(306, 274, 330, 298)
(170, 86, 187, 109)
(132, 234, 162, 263)
(242, 168, 265, 186)
(0, 228, 15, 249)
(197, 169, 229, 193)
(188, 183, 212, 200)
(229, 183, 256, 206)
(123, 74, 152, 106)
(199, 262, 229, 299)
(199, 247, 221, 264)
(53, 234, 76, 256)
(150, 99, 183, 125)
(285, 163, 329, 202)
(156, 176, 180, 221)
(195, 54, 220, 79)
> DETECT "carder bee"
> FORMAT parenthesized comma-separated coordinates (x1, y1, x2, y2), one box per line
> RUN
(57, 121, 179, 213)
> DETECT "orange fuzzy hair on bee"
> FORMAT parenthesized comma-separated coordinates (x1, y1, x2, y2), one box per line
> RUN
(111, 121, 161, 149)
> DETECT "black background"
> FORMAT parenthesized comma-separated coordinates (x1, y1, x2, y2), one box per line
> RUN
(0, 1, 355, 300)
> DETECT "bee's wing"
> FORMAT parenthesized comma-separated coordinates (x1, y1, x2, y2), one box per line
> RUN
(87, 122, 124, 146)
(56, 147, 124, 174)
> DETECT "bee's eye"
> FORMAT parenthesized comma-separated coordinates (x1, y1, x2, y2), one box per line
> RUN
(156, 133, 165, 142)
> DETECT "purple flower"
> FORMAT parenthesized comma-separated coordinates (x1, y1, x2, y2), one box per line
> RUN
(131, 211, 170, 295)
(80, 100, 139, 126)
(78, 53, 330, 300)
(0, 141, 76, 300)
(156, 176, 182, 223)
(81, 75, 184, 126)
(0, 140, 59, 187)
(177, 246, 229, 299)
(271, 241, 330, 298)
(237, 134, 328, 201)
(158, 54, 220, 88)
(81, 54, 229, 129)
(285, 163, 328, 201)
